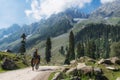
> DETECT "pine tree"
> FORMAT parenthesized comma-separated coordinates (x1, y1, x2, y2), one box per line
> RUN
(76, 42, 84, 58)
(64, 50, 70, 64)
(45, 37, 52, 63)
(59, 46, 65, 55)
(86, 40, 96, 59)
(19, 33, 26, 55)
(69, 31, 75, 61)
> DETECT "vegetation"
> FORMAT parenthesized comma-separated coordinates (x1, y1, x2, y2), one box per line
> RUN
(0, 51, 29, 72)
(19, 33, 26, 55)
(76, 42, 84, 58)
(110, 41, 120, 58)
(69, 31, 75, 61)
(45, 37, 52, 63)
(75, 23, 120, 59)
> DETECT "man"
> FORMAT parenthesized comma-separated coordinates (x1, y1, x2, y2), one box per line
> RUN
(31, 49, 40, 70)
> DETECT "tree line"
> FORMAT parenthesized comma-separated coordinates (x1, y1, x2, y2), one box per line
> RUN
(19, 23, 120, 64)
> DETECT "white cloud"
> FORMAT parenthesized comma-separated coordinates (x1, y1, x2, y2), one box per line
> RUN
(25, 0, 92, 20)
(101, 0, 115, 4)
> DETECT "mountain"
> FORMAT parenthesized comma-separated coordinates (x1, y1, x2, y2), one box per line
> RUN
(0, 24, 21, 39)
(90, 0, 120, 18)
(0, 8, 88, 51)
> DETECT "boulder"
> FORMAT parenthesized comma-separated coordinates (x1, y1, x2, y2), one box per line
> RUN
(98, 59, 112, 65)
(77, 63, 86, 70)
(94, 67, 103, 74)
(66, 67, 77, 75)
(80, 66, 94, 75)
(61, 67, 69, 72)
(1, 58, 17, 70)
(116, 77, 120, 80)
(88, 58, 96, 63)
(106, 66, 119, 71)
(110, 57, 120, 65)
(70, 60, 77, 66)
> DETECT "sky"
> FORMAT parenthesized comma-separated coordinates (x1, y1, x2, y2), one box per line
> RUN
(0, 0, 116, 29)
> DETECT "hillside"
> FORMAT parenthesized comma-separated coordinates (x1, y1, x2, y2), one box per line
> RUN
(0, 51, 29, 72)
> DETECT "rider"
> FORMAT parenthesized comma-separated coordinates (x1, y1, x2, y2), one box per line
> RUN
(33, 49, 38, 59)
(31, 49, 40, 70)
(32, 49, 40, 60)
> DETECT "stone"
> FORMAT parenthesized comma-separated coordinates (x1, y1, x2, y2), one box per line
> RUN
(116, 77, 120, 80)
(110, 57, 120, 65)
(66, 67, 77, 75)
(80, 66, 94, 75)
(94, 67, 103, 74)
(1, 58, 17, 70)
(106, 66, 119, 71)
(77, 63, 86, 70)
(98, 59, 112, 65)
(61, 67, 69, 72)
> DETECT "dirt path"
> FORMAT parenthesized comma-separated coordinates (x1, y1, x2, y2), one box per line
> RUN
(0, 66, 61, 80)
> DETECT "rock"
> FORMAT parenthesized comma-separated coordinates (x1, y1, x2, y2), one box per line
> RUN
(106, 66, 119, 71)
(79, 56, 92, 62)
(1, 58, 17, 70)
(94, 67, 103, 74)
(116, 77, 120, 80)
(98, 59, 112, 65)
(52, 72, 62, 80)
(70, 60, 77, 67)
(110, 57, 120, 65)
(77, 63, 86, 70)
(66, 67, 77, 75)
(80, 66, 94, 75)
(61, 67, 69, 72)
(88, 58, 96, 63)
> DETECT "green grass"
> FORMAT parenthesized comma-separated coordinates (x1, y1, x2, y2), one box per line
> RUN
(48, 72, 56, 80)
(0, 52, 30, 73)
(98, 64, 120, 80)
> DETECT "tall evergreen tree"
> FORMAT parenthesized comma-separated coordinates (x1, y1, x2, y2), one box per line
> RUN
(69, 31, 75, 61)
(19, 33, 26, 55)
(76, 42, 84, 58)
(86, 40, 96, 59)
(45, 37, 52, 63)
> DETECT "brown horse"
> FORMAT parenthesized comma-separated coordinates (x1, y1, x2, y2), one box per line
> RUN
(31, 55, 40, 71)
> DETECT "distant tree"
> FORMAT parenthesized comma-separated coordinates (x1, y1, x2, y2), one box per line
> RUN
(45, 37, 52, 63)
(59, 46, 65, 55)
(64, 50, 70, 64)
(69, 31, 75, 61)
(19, 33, 26, 55)
(76, 42, 84, 58)
(110, 42, 120, 58)
(86, 40, 96, 59)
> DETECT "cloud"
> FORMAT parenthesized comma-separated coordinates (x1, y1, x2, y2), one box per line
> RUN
(25, 0, 92, 20)
(100, 0, 115, 4)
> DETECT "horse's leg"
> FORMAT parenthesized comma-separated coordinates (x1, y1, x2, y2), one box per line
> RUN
(31, 58, 35, 71)
(35, 59, 40, 70)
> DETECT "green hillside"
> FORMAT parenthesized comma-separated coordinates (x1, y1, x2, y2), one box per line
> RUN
(0, 52, 29, 72)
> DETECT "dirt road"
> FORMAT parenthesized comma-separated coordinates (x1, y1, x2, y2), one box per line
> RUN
(0, 66, 60, 80)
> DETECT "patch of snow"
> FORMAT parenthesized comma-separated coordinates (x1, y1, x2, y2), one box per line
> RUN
(26, 34, 32, 39)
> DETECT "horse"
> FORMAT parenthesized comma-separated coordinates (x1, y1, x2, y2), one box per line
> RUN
(31, 55, 40, 71)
